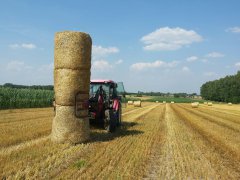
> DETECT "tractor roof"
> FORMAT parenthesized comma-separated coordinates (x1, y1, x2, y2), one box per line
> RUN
(91, 79, 115, 84)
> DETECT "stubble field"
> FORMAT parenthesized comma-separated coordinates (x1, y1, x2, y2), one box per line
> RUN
(0, 102, 240, 179)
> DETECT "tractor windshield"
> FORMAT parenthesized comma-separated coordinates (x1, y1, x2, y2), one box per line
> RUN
(90, 83, 109, 98)
(116, 82, 126, 95)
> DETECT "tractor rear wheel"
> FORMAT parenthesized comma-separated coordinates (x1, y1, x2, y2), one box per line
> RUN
(104, 109, 116, 132)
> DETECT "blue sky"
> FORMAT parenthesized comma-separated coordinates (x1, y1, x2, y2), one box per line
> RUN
(0, 0, 240, 93)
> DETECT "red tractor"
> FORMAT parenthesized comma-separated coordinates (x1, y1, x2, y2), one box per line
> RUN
(88, 80, 125, 132)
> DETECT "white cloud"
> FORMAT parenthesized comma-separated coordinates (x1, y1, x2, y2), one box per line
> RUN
(235, 62, 240, 68)
(6, 61, 33, 72)
(9, 43, 36, 49)
(92, 60, 113, 71)
(182, 66, 190, 72)
(21, 43, 36, 49)
(141, 27, 203, 51)
(206, 52, 225, 58)
(186, 56, 198, 62)
(226, 27, 240, 33)
(115, 59, 123, 64)
(203, 72, 216, 77)
(92, 45, 119, 57)
(130, 60, 178, 71)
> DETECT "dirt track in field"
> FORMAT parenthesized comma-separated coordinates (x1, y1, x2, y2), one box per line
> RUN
(0, 103, 240, 179)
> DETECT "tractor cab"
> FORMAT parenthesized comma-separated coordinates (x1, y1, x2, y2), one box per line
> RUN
(89, 80, 125, 132)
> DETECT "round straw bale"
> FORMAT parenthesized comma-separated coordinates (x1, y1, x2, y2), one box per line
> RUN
(208, 102, 213, 106)
(54, 69, 90, 106)
(54, 31, 92, 70)
(156, 101, 159, 103)
(191, 102, 199, 108)
(127, 101, 133, 105)
(204, 102, 208, 105)
(133, 101, 142, 107)
(171, 101, 175, 104)
(228, 102, 232, 106)
(163, 101, 166, 103)
(51, 105, 90, 144)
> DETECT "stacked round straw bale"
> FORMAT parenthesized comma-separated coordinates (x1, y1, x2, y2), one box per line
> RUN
(191, 102, 199, 108)
(133, 101, 142, 107)
(51, 31, 92, 144)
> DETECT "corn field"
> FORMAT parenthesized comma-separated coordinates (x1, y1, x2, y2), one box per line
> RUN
(0, 87, 54, 109)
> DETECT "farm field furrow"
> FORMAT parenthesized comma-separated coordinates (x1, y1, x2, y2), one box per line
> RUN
(0, 102, 154, 148)
(145, 104, 219, 179)
(178, 104, 240, 132)
(53, 104, 162, 179)
(0, 104, 161, 179)
(172, 104, 240, 178)
(196, 105, 240, 125)
(200, 104, 240, 117)
(0, 103, 240, 179)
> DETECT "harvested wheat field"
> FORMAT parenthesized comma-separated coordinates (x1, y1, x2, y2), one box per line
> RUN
(0, 102, 240, 179)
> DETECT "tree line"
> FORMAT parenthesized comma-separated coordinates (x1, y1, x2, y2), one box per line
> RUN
(1, 83, 54, 90)
(201, 71, 240, 103)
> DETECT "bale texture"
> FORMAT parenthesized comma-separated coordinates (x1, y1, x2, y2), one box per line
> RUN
(51, 105, 90, 144)
(52, 31, 91, 144)
(54, 69, 90, 106)
(133, 101, 142, 107)
(54, 31, 91, 70)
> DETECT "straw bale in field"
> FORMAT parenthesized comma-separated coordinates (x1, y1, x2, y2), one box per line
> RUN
(133, 101, 142, 107)
(54, 31, 91, 70)
(155, 101, 159, 103)
(208, 102, 213, 106)
(191, 102, 199, 108)
(171, 101, 175, 104)
(228, 102, 232, 106)
(204, 102, 208, 105)
(163, 101, 166, 103)
(128, 101, 134, 105)
(52, 31, 91, 144)
(54, 69, 90, 106)
(51, 105, 90, 144)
